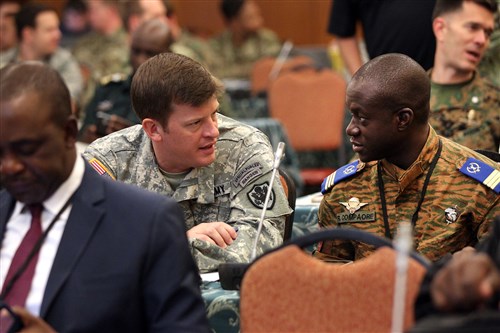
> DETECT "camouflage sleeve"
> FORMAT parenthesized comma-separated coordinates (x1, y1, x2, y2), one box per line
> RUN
(82, 143, 118, 180)
(190, 131, 292, 272)
(313, 193, 355, 261)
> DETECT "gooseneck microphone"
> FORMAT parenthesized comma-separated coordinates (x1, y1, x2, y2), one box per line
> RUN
(219, 142, 286, 290)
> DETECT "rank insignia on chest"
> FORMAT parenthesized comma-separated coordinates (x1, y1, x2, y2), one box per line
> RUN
(321, 160, 360, 194)
(459, 157, 500, 194)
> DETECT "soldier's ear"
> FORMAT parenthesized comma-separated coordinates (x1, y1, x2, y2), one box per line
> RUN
(142, 118, 164, 142)
(396, 107, 413, 131)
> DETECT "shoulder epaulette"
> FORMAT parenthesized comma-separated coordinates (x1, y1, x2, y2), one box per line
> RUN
(321, 160, 362, 194)
(459, 157, 499, 194)
(100, 73, 127, 85)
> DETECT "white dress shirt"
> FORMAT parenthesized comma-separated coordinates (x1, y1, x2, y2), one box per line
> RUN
(0, 157, 84, 315)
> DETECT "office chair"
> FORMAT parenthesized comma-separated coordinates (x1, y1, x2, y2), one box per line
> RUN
(240, 228, 429, 333)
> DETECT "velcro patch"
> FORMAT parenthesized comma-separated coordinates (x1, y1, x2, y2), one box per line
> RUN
(459, 157, 500, 194)
(233, 162, 263, 187)
(247, 182, 275, 209)
(321, 160, 359, 194)
(88, 158, 115, 180)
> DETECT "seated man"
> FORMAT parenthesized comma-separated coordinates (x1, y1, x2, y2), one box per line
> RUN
(209, 0, 282, 80)
(429, 0, 499, 152)
(83, 52, 291, 273)
(0, 62, 208, 332)
(315, 53, 499, 263)
(79, 18, 173, 143)
(414, 215, 500, 328)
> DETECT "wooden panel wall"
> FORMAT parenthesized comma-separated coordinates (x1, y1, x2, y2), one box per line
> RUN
(170, 0, 333, 46)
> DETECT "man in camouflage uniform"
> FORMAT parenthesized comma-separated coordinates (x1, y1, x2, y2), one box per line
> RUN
(315, 53, 499, 264)
(72, 0, 130, 114)
(429, 0, 499, 152)
(478, 0, 500, 86)
(209, 0, 282, 80)
(0, 3, 83, 103)
(79, 19, 173, 144)
(83, 53, 291, 273)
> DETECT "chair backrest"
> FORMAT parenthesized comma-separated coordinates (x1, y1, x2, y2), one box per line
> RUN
(250, 55, 315, 96)
(268, 68, 346, 152)
(278, 168, 296, 241)
(240, 229, 429, 333)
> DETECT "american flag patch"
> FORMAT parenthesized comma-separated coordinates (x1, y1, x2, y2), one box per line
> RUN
(88, 158, 115, 180)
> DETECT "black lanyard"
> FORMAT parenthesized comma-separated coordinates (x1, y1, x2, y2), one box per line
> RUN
(377, 140, 442, 239)
(0, 196, 73, 300)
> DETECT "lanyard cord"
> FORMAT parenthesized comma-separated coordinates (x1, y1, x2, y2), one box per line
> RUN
(377, 140, 442, 239)
(0, 195, 74, 300)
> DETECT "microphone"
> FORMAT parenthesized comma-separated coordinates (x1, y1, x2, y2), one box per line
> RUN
(218, 142, 286, 290)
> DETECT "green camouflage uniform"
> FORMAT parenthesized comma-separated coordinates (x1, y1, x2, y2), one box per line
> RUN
(479, 1, 500, 86)
(171, 30, 219, 72)
(83, 114, 291, 272)
(315, 127, 499, 263)
(72, 28, 131, 112)
(429, 70, 500, 152)
(0, 47, 83, 100)
(209, 28, 282, 79)
(79, 73, 140, 135)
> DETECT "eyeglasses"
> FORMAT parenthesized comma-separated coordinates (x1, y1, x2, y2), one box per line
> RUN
(0, 301, 23, 333)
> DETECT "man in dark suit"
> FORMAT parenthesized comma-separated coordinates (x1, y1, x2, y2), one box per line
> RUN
(0, 62, 209, 332)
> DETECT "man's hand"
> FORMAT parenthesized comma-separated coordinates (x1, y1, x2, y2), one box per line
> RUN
(431, 247, 500, 312)
(187, 222, 238, 248)
(12, 307, 56, 333)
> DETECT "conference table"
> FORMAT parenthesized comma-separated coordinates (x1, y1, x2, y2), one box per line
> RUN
(201, 192, 322, 333)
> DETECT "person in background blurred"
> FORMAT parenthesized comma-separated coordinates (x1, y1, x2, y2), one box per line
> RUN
(0, 0, 20, 53)
(328, 0, 436, 75)
(0, 2, 82, 111)
(428, 0, 499, 152)
(209, 0, 281, 80)
(59, 0, 91, 49)
(79, 18, 173, 144)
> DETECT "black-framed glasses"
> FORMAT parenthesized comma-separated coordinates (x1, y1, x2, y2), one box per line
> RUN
(0, 301, 23, 333)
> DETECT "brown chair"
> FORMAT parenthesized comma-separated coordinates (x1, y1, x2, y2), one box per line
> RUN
(240, 229, 429, 333)
(250, 55, 315, 96)
(268, 68, 347, 188)
(278, 168, 296, 241)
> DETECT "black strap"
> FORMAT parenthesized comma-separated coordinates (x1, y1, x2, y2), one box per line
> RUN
(0, 196, 74, 300)
(377, 140, 442, 239)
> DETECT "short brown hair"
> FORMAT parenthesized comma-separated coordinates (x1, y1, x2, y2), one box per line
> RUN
(432, 0, 498, 20)
(131, 52, 224, 125)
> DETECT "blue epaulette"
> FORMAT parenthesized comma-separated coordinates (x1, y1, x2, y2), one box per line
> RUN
(321, 160, 360, 194)
(459, 157, 500, 194)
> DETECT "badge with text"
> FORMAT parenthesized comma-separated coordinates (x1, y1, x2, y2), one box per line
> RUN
(336, 197, 375, 223)
(247, 182, 275, 209)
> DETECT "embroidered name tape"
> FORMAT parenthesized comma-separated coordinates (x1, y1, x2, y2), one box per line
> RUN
(459, 157, 500, 194)
(321, 160, 359, 194)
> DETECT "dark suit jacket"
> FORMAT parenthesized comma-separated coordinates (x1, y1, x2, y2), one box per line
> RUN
(0, 163, 210, 333)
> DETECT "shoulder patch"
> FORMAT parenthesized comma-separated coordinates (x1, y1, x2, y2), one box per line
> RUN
(321, 160, 360, 194)
(100, 73, 127, 85)
(88, 158, 116, 180)
(459, 157, 500, 194)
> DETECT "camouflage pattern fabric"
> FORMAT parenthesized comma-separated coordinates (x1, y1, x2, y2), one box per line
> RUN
(171, 30, 219, 72)
(83, 114, 291, 273)
(209, 28, 282, 80)
(315, 127, 499, 263)
(429, 70, 500, 152)
(0, 47, 83, 100)
(478, 1, 500, 86)
(72, 28, 131, 112)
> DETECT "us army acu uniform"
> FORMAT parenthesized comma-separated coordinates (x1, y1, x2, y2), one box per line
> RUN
(429, 70, 500, 152)
(315, 128, 499, 263)
(209, 28, 282, 80)
(80, 73, 140, 135)
(83, 114, 291, 273)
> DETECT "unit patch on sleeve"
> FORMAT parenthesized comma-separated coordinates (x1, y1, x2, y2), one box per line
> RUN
(459, 157, 500, 194)
(247, 182, 275, 209)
